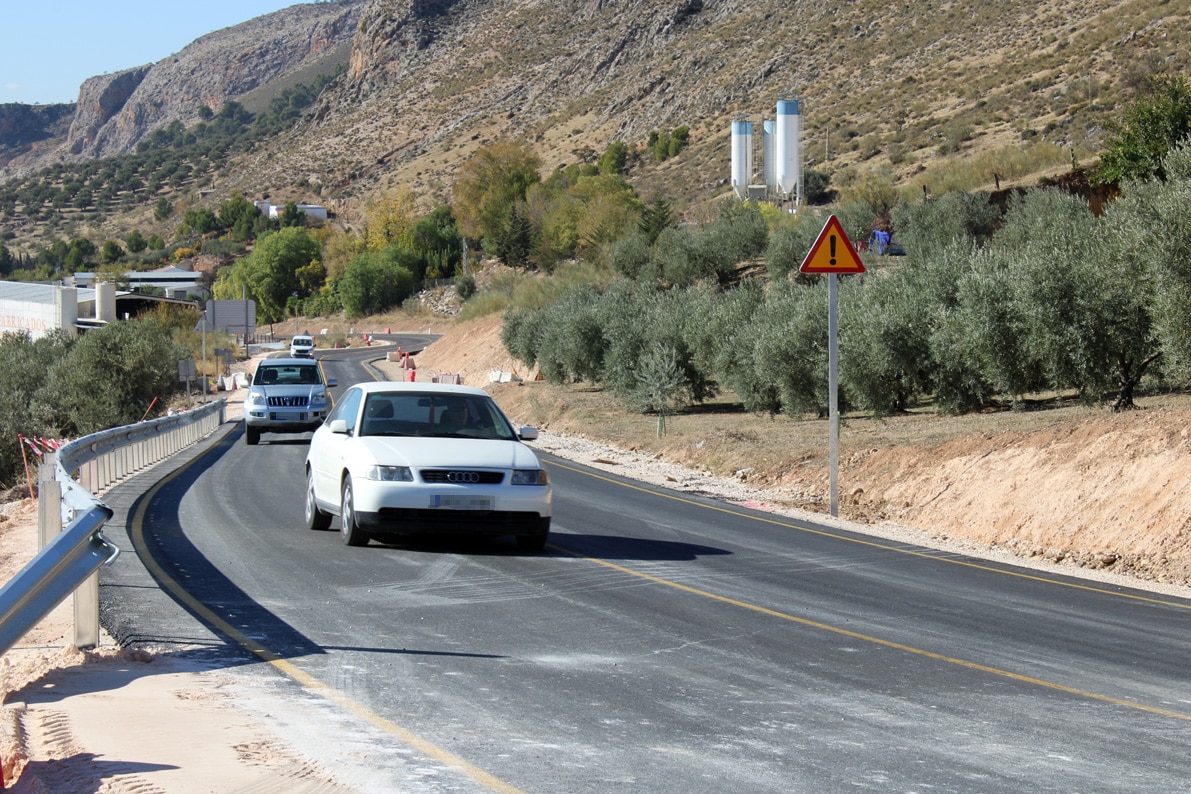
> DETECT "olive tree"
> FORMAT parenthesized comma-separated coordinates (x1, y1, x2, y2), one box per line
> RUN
(840, 269, 933, 415)
(892, 190, 1002, 254)
(750, 281, 830, 417)
(989, 188, 1158, 408)
(707, 280, 781, 414)
(1102, 142, 1191, 391)
(35, 320, 183, 436)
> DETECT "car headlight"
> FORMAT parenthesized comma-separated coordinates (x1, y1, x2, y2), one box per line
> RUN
(247, 391, 267, 407)
(365, 465, 413, 482)
(511, 469, 548, 486)
(310, 392, 330, 408)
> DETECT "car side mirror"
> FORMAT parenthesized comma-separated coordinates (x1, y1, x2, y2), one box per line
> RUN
(518, 426, 538, 441)
(325, 377, 337, 387)
(329, 419, 349, 434)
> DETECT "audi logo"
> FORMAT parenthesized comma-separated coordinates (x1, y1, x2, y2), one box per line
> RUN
(445, 471, 481, 483)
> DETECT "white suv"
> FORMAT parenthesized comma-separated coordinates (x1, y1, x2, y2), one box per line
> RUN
(244, 358, 336, 445)
(290, 334, 315, 358)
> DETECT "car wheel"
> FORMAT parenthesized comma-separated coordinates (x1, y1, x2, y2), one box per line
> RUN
(340, 476, 370, 547)
(245, 426, 260, 445)
(305, 470, 331, 531)
(515, 517, 550, 552)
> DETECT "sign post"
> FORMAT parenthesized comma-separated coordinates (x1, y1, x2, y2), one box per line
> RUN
(799, 215, 865, 517)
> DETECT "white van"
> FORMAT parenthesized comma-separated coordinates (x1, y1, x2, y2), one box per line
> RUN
(290, 334, 315, 358)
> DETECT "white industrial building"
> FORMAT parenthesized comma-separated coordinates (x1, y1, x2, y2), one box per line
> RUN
(730, 95, 803, 206)
(0, 280, 196, 339)
(0, 281, 116, 339)
(70, 265, 203, 300)
(252, 201, 328, 221)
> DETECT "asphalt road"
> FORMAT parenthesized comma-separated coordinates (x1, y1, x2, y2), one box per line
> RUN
(98, 345, 1191, 793)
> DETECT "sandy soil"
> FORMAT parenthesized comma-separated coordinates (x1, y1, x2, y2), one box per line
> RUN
(3, 309, 1190, 790)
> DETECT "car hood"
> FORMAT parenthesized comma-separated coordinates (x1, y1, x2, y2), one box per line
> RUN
(251, 385, 327, 395)
(358, 437, 542, 469)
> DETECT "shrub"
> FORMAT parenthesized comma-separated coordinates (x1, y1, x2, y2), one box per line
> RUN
(339, 247, 418, 318)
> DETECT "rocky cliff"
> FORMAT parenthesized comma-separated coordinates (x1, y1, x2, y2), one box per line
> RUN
(0, 103, 75, 169)
(77, 1, 363, 160)
(0, 0, 365, 177)
(65, 66, 153, 155)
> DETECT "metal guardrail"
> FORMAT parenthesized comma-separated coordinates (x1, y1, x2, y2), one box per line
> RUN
(0, 399, 226, 655)
(0, 504, 115, 655)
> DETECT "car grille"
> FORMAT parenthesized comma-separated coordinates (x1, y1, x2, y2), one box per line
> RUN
(421, 469, 504, 485)
(268, 395, 309, 407)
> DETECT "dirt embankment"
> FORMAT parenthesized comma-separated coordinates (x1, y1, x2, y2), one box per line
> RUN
(403, 312, 1191, 590)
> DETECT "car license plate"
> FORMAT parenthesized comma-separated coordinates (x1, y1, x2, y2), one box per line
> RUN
(430, 495, 494, 510)
(270, 411, 307, 421)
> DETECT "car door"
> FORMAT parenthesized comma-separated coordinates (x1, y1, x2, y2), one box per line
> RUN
(311, 387, 362, 501)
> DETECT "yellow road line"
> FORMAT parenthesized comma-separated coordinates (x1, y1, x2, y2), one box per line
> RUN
(130, 425, 526, 794)
(545, 461, 1191, 722)
(549, 546, 1191, 722)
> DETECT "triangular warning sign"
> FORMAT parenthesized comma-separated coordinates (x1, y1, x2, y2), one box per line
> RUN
(799, 215, 865, 274)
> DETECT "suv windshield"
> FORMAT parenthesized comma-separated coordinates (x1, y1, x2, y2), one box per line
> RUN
(255, 364, 323, 386)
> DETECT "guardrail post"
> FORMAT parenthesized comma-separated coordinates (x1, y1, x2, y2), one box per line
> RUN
(37, 455, 61, 551)
(74, 572, 100, 648)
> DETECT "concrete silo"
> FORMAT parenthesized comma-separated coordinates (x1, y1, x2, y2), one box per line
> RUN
(775, 96, 802, 205)
(730, 118, 754, 199)
(762, 118, 776, 194)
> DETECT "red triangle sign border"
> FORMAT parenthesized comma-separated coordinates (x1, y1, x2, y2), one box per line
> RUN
(799, 215, 866, 274)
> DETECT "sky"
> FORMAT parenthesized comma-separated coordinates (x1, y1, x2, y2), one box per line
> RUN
(2, 1, 302, 105)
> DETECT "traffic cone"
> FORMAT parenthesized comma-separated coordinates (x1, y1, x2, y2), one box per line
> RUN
(406, 368, 416, 382)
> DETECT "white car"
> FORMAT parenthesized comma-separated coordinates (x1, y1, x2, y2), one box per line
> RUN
(290, 334, 315, 358)
(304, 381, 552, 550)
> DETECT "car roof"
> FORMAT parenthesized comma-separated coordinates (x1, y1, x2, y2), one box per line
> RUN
(351, 381, 489, 398)
(261, 357, 320, 366)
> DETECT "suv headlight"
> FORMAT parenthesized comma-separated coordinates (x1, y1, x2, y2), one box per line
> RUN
(511, 469, 548, 486)
(310, 391, 330, 408)
(365, 465, 413, 482)
(247, 390, 267, 407)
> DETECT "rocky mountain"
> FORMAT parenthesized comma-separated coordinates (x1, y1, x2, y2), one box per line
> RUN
(238, 0, 1188, 209)
(0, 0, 365, 177)
(2, 0, 1188, 217)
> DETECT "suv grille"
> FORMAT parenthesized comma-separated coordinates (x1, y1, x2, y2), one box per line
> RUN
(421, 470, 503, 485)
(268, 395, 310, 407)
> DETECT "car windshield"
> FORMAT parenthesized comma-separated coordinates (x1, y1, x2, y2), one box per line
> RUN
(359, 392, 517, 440)
(255, 364, 322, 385)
